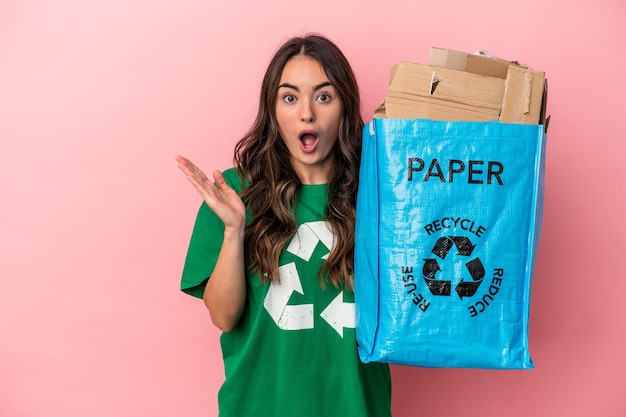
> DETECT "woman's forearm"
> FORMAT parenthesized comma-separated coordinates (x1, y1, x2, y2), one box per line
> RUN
(203, 226, 247, 332)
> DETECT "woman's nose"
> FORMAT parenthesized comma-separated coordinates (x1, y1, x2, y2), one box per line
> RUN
(300, 100, 315, 122)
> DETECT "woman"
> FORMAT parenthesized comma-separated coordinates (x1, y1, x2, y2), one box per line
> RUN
(177, 34, 392, 417)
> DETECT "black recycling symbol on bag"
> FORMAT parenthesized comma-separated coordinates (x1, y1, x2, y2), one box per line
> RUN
(423, 236, 485, 299)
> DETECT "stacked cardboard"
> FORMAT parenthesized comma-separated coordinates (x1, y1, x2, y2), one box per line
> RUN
(374, 48, 548, 128)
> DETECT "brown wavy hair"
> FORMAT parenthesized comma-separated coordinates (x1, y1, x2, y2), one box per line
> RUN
(233, 34, 363, 290)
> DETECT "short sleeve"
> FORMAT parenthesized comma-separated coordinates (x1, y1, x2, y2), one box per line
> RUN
(180, 202, 225, 298)
(180, 168, 244, 299)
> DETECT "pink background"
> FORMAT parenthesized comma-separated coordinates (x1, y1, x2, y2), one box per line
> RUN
(1, 0, 625, 416)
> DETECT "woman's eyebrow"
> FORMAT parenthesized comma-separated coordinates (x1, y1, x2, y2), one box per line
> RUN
(278, 81, 333, 92)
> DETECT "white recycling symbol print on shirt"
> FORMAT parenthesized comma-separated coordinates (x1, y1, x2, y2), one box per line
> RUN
(263, 221, 355, 337)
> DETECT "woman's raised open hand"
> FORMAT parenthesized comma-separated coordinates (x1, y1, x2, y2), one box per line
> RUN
(176, 156, 246, 234)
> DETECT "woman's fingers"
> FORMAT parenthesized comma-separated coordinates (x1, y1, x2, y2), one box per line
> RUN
(213, 169, 227, 188)
(176, 156, 246, 229)
(176, 155, 215, 196)
(176, 156, 205, 182)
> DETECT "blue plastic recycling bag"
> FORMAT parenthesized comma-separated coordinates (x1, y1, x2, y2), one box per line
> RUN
(355, 118, 546, 369)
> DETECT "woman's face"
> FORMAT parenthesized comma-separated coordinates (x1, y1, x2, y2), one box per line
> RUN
(275, 55, 343, 184)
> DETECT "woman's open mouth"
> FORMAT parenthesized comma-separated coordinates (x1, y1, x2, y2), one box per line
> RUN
(299, 131, 319, 153)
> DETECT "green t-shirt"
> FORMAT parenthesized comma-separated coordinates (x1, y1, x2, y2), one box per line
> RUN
(181, 168, 391, 417)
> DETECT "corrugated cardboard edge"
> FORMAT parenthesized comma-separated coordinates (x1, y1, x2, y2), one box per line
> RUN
(373, 63, 400, 118)
(500, 65, 545, 125)
(430, 47, 518, 79)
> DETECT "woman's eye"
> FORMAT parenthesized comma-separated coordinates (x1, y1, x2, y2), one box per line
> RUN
(317, 93, 331, 103)
(283, 94, 296, 103)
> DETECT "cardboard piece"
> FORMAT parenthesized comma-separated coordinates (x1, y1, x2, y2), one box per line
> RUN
(375, 47, 548, 127)
(374, 62, 505, 122)
(429, 48, 511, 79)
